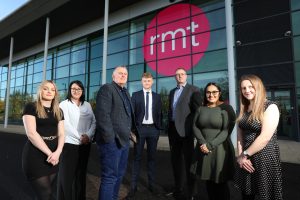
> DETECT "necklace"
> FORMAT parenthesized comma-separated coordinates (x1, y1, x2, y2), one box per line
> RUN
(44, 107, 51, 113)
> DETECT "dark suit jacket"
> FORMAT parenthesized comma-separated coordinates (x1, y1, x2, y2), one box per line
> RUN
(95, 82, 137, 147)
(131, 90, 163, 132)
(168, 83, 200, 137)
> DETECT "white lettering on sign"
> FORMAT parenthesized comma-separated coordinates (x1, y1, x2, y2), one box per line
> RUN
(149, 21, 200, 55)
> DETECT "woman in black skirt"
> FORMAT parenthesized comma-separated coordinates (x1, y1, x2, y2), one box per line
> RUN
(22, 80, 64, 200)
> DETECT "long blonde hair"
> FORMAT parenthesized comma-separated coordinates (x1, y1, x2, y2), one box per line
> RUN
(36, 80, 62, 120)
(237, 74, 266, 123)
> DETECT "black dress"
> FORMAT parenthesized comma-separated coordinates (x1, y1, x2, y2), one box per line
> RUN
(234, 101, 283, 200)
(22, 102, 63, 181)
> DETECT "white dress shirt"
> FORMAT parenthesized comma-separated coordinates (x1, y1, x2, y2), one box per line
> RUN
(142, 88, 154, 124)
(59, 99, 96, 145)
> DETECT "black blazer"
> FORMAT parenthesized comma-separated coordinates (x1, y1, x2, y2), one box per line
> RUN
(95, 82, 137, 147)
(168, 83, 200, 137)
(131, 90, 163, 131)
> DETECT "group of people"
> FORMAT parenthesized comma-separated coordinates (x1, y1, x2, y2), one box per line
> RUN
(21, 65, 283, 200)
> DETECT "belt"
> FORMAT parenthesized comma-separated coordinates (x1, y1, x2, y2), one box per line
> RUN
(41, 136, 57, 140)
(141, 124, 155, 127)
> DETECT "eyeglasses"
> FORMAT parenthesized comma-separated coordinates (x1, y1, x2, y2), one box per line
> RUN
(206, 91, 219, 96)
(71, 88, 83, 92)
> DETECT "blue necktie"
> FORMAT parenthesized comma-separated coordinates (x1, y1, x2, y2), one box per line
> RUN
(145, 92, 149, 120)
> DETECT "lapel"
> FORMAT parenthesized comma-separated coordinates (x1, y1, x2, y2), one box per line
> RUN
(170, 88, 176, 106)
(151, 92, 157, 113)
(112, 82, 131, 116)
(138, 90, 145, 113)
(176, 83, 190, 106)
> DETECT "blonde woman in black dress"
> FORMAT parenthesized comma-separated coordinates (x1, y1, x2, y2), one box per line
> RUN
(22, 80, 64, 200)
(235, 75, 282, 200)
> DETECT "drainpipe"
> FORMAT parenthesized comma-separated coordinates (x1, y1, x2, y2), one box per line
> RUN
(102, 0, 109, 84)
(225, 0, 238, 146)
(4, 37, 14, 128)
(43, 17, 50, 81)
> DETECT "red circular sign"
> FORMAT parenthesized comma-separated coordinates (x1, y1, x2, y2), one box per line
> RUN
(143, 3, 210, 76)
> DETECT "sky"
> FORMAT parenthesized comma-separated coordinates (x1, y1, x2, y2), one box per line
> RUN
(0, 0, 29, 21)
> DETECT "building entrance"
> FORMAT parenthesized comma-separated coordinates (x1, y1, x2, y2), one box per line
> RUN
(266, 88, 298, 140)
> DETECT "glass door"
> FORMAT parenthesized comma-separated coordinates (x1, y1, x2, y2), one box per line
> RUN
(266, 88, 297, 139)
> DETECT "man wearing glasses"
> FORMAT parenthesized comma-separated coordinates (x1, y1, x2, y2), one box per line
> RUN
(168, 68, 201, 200)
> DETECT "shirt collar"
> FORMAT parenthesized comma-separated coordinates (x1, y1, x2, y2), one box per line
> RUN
(113, 81, 126, 91)
(143, 88, 152, 93)
(177, 82, 187, 89)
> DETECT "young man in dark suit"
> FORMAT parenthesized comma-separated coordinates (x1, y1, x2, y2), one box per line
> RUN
(95, 66, 137, 200)
(127, 72, 162, 198)
(168, 68, 201, 200)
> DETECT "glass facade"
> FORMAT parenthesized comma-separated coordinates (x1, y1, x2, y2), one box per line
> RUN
(0, 0, 299, 140)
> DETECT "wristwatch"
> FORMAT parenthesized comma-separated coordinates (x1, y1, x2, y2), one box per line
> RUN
(243, 150, 250, 159)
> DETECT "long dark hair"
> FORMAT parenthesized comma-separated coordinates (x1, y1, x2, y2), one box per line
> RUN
(66, 80, 85, 105)
(203, 82, 223, 106)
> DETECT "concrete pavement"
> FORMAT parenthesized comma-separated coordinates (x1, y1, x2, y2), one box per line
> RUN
(1, 124, 300, 199)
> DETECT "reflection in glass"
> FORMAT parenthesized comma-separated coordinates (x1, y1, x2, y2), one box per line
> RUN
(33, 72, 43, 84)
(34, 55, 43, 64)
(292, 11, 300, 36)
(56, 54, 70, 67)
(193, 70, 229, 100)
(129, 48, 144, 65)
(90, 58, 102, 72)
(294, 36, 300, 61)
(55, 66, 69, 79)
(90, 71, 102, 86)
(107, 52, 128, 69)
(127, 81, 141, 95)
(72, 40, 87, 52)
(295, 62, 300, 88)
(91, 36, 103, 46)
(46, 70, 52, 80)
(205, 29, 226, 52)
(16, 67, 25, 77)
(26, 84, 32, 95)
(47, 58, 52, 70)
(204, 8, 225, 30)
(70, 62, 85, 76)
(1, 81, 7, 89)
(130, 32, 144, 49)
(91, 44, 103, 59)
(70, 75, 85, 85)
(27, 75, 33, 85)
(71, 49, 86, 63)
(108, 36, 128, 54)
(106, 69, 114, 83)
(291, 0, 300, 11)
(57, 45, 71, 56)
(16, 77, 24, 87)
(128, 64, 144, 81)
(130, 13, 155, 33)
(108, 22, 129, 40)
(10, 78, 15, 87)
(191, 0, 224, 13)
(193, 71, 227, 88)
(193, 49, 227, 73)
(55, 78, 69, 91)
(28, 65, 34, 75)
(11, 70, 16, 78)
(34, 62, 43, 73)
